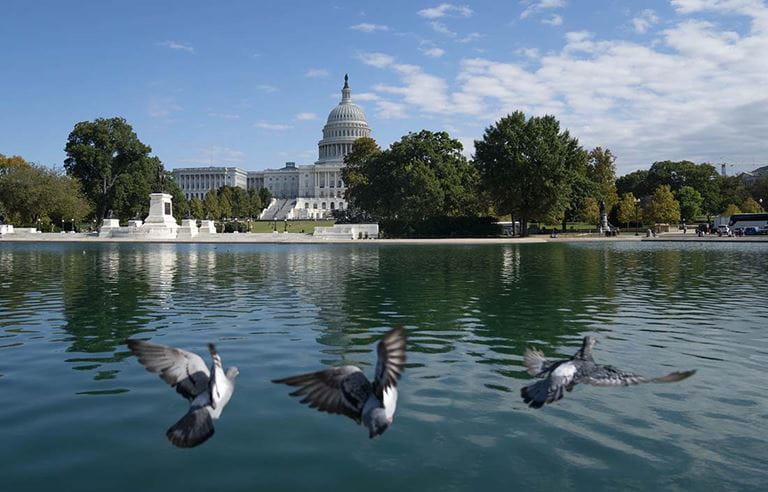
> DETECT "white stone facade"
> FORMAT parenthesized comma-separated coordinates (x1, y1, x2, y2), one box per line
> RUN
(172, 75, 370, 219)
(173, 167, 249, 201)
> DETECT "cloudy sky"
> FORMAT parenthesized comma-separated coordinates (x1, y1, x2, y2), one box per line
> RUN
(1, 0, 766, 175)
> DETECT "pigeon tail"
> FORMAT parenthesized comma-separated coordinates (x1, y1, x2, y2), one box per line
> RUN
(166, 407, 215, 448)
(521, 379, 565, 409)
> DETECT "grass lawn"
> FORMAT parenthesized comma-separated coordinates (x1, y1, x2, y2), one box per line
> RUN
(248, 220, 335, 234)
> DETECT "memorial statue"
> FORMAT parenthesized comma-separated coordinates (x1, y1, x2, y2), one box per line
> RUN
(0, 212, 4, 225)
(599, 200, 606, 217)
(106, 209, 114, 219)
(155, 167, 166, 193)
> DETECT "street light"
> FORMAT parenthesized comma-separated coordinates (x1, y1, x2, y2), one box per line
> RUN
(634, 198, 641, 236)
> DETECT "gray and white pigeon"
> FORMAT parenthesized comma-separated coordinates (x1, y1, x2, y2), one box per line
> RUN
(272, 326, 406, 439)
(521, 336, 695, 409)
(127, 339, 239, 447)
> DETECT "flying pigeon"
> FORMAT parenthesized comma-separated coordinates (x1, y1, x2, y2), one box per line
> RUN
(127, 339, 239, 447)
(521, 336, 695, 409)
(272, 326, 406, 438)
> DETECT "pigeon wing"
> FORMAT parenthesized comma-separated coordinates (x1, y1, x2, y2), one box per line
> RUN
(373, 326, 407, 401)
(582, 365, 696, 387)
(523, 347, 553, 377)
(272, 366, 369, 423)
(521, 360, 579, 408)
(127, 339, 210, 400)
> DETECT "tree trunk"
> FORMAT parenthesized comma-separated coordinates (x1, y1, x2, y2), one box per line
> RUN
(521, 217, 529, 237)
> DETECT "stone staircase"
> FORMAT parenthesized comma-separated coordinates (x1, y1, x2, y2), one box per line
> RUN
(259, 198, 297, 221)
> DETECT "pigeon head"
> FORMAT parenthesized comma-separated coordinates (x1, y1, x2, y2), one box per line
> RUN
(364, 407, 390, 439)
(226, 367, 240, 380)
(576, 336, 597, 359)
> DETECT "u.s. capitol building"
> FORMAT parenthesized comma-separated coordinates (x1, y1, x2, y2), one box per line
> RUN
(172, 75, 371, 220)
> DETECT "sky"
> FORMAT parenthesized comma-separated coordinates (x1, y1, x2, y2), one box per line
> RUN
(1, 0, 766, 176)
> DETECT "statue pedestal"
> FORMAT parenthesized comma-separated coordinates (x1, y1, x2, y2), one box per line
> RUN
(128, 219, 143, 228)
(199, 220, 217, 235)
(139, 193, 178, 238)
(0, 224, 14, 235)
(177, 219, 199, 239)
(99, 218, 121, 237)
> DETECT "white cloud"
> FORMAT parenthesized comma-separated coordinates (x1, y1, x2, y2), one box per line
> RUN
(354, 92, 381, 101)
(357, 52, 396, 68)
(430, 21, 457, 36)
(520, 0, 566, 20)
(421, 46, 447, 57)
(148, 97, 182, 118)
(356, 5, 768, 172)
(255, 122, 293, 130)
(350, 23, 390, 32)
(374, 100, 409, 119)
(305, 68, 329, 78)
(631, 9, 659, 34)
(208, 112, 240, 119)
(255, 84, 277, 93)
(295, 112, 319, 120)
(543, 14, 563, 26)
(158, 40, 195, 54)
(418, 3, 474, 19)
(179, 146, 246, 165)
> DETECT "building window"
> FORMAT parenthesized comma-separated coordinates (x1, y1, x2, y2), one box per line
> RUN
(305, 203, 309, 209)
(330, 202, 335, 210)
(321, 202, 326, 209)
(313, 203, 318, 209)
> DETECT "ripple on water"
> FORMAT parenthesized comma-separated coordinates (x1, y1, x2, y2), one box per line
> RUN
(0, 241, 767, 490)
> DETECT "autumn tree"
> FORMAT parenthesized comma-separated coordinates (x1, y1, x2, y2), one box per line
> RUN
(722, 204, 741, 216)
(644, 185, 681, 224)
(617, 192, 638, 228)
(474, 112, 586, 235)
(580, 197, 600, 225)
(587, 147, 618, 210)
(189, 197, 205, 219)
(740, 197, 763, 213)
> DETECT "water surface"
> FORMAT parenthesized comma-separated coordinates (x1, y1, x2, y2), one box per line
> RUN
(1, 242, 767, 491)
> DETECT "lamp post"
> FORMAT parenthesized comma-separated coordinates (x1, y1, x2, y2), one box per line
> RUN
(71, 218, 75, 233)
(634, 198, 641, 236)
(61, 218, 64, 232)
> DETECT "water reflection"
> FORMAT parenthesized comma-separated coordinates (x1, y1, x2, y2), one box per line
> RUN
(2, 242, 768, 490)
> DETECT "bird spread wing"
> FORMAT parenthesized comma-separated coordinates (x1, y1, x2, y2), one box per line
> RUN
(373, 326, 407, 401)
(582, 365, 696, 387)
(272, 366, 370, 423)
(521, 360, 579, 408)
(523, 347, 552, 377)
(127, 339, 210, 400)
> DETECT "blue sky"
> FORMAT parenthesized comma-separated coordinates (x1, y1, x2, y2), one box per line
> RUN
(1, 0, 766, 175)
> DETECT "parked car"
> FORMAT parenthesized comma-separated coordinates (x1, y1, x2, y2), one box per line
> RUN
(744, 226, 760, 236)
(717, 224, 730, 235)
(759, 226, 768, 235)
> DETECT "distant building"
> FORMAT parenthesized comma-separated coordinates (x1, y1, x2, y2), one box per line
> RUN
(172, 75, 371, 219)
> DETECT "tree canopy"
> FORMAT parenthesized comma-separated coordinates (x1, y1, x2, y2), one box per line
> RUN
(343, 132, 481, 224)
(474, 111, 586, 235)
(675, 186, 703, 222)
(64, 117, 164, 220)
(644, 185, 681, 224)
(617, 192, 638, 226)
(0, 154, 91, 227)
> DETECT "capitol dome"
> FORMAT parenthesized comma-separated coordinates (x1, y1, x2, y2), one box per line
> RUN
(317, 74, 371, 163)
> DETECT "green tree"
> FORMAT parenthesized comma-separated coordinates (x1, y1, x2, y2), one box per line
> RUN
(675, 186, 703, 222)
(616, 169, 650, 199)
(474, 111, 587, 235)
(258, 187, 273, 212)
(587, 147, 618, 210)
(64, 117, 162, 220)
(644, 185, 681, 224)
(343, 131, 481, 223)
(217, 186, 233, 219)
(722, 203, 741, 216)
(203, 190, 221, 220)
(0, 155, 91, 227)
(245, 188, 263, 218)
(189, 197, 205, 219)
(718, 175, 749, 212)
(617, 192, 638, 228)
(740, 196, 763, 213)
